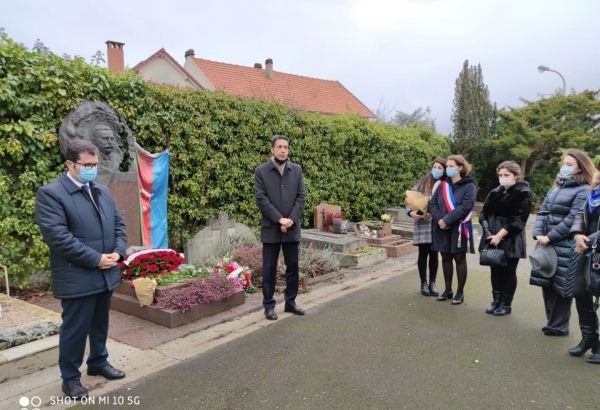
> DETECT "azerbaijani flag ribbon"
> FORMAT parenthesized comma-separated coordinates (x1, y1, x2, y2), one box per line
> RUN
(441, 181, 472, 248)
(135, 142, 169, 248)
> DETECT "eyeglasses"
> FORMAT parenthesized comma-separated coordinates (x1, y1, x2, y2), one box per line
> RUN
(75, 162, 98, 170)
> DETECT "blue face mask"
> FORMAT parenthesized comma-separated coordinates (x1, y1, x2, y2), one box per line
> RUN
(79, 167, 98, 183)
(445, 167, 457, 178)
(431, 168, 444, 180)
(559, 165, 574, 177)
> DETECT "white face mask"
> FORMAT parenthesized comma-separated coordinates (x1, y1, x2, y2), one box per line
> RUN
(499, 177, 515, 188)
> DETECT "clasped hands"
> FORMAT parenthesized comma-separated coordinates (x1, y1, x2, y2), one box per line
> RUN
(98, 252, 121, 269)
(536, 235, 551, 246)
(410, 210, 427, 221)
(279, 217, 294, 233)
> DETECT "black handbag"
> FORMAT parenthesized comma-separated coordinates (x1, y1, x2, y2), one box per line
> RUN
(479, 243, 507, 268)
(585, 217, 600, 297)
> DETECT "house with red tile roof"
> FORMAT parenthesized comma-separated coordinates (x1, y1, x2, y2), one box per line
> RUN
(106, 41, 373, 118)
(183, 51, 374, 118)
(130, 46, 204, 91)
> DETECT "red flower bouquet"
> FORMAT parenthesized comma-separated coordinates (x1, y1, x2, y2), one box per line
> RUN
(119, 249, 185, 281)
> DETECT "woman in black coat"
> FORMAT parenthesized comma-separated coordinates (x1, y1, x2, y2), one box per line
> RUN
(479, 161, 531, 316)
(430, 155, 476, 305)
(570, 171, 600, 363)
(531, 149, 595, 336)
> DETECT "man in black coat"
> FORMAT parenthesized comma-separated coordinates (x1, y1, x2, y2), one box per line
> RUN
(254, 135, 306, 320)
(35, 140, 127, 399)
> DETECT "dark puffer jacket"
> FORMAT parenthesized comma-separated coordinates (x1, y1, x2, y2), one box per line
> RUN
(479, 181, 532, 259)
(531, 177, 588, 297)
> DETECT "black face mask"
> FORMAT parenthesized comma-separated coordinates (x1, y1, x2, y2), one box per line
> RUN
(274, 157, 287, 165)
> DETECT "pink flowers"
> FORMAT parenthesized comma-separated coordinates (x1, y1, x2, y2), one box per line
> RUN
(154, 274, 242, 313)
(120, 249, 185, 280)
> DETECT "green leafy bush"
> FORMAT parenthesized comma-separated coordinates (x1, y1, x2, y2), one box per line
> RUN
(0, 34, 449, 288)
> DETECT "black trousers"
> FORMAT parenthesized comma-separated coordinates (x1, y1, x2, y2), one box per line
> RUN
(417, 243, 438, 283)
(262, 242, 299, 308)
(59, 290, 112, 381)
(573, 255, 599, 337)
(490, 257, 520, 302)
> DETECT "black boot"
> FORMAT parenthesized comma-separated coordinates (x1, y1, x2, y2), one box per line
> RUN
(569, 316, 599, 357)
(421, 282, 430, 296)
(485, 291, 501, 314)
(493, 294, 512, 316)
(428, 282, 439, 297)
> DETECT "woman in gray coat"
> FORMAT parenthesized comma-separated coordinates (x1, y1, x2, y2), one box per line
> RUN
(531, 149, 596, 336)
(406, 158, 446, 296)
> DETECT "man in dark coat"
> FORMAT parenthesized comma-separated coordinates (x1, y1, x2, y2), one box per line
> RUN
(35, 140, 127, 399)
(254, 135, 306, 320)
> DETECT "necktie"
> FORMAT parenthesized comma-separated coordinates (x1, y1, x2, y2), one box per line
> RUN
(84, 184, 98, 210)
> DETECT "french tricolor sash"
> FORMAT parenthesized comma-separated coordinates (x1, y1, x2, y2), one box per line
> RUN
(441, 181, 472, 248)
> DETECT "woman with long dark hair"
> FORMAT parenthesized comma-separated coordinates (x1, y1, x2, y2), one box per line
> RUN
(479, 161, 531, 315)
(569, 170, 600, 363)
(406, 158, 446, 296)
(429, 155, 476, 305)
(531, 149, 596, 336)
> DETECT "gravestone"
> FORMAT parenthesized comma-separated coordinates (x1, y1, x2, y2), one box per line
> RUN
(184, 213, 255, 265)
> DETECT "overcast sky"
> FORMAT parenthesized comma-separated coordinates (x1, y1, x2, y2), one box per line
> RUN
(3, 0, 599, 134)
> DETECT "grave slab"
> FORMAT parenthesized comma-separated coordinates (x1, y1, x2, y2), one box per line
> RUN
(301, 229, 367, 253)
(111, 290, 245, 328)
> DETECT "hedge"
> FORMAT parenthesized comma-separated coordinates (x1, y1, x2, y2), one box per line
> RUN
(0, 34, 450, 288)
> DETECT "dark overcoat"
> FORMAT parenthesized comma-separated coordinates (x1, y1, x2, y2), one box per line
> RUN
(429, 176, 476, 253)
(530, 177, 588, 296)
(478, 181, 532, 258)
(254, 160, 306, 243)
(35, 173, 127, 299)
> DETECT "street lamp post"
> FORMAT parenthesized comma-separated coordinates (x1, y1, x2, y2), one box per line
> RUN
(537, 65, 566, 95)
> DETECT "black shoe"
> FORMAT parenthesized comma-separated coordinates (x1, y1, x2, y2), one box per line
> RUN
(587, 351, 600, 364)
(284, 303, 305, 315)
(62, 380, 88, 399)
(421, 282, 430, 296)
(436, 289, 453, 301)
(568, 339, 599, 357)
(264, 307, 278, 320)
(493, 303, 511, 316)
(451, 292, 464, 305)
(485, 302, 499, 314)
(87, 364, 126, 380)
(428, 282, 439, 297)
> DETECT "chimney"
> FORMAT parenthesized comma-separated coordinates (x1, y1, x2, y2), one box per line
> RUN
(253, 63, 262, 69)
(185, 49, 195, 58)
(106, 40, 125, 73)
(265, 58, 273, 79)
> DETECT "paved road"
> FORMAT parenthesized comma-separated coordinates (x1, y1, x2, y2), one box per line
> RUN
(86, 261, 599, 410)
